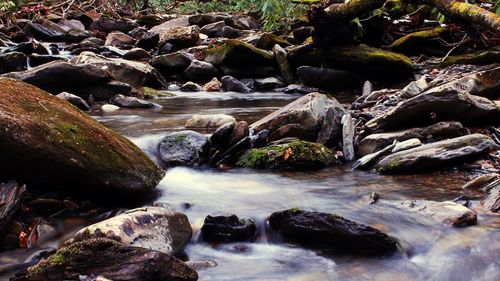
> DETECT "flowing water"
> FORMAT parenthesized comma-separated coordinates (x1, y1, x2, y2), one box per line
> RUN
(2, 91, 499, 281)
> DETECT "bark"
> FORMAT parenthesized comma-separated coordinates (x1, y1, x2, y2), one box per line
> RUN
(310, 0, 500, 36)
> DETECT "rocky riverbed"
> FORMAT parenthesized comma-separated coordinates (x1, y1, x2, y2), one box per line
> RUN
(0, 7, 499, 281)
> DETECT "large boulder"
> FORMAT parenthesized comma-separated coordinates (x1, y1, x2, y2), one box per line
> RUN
(0, 78, 164, 197)
(73, 51, 167, 89)
(357, 122, 466, 157)
(251, 93, 345, 140)
(0, 52, 27, 75)
(11, 238, 198, 281)
(236, 140, 333, 169)
(269, 209, 398, 255)
(72, 207, 192, 254)
(375, 134, 497, 174)
(200, 39, 274, 67)
(158, 131, 210, 166)
(150, 52, 194, 75)
(184, 60, 219, 83)
(398, 200, 477, 226)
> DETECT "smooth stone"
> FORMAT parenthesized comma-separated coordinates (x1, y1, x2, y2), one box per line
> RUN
(158, 131, 210, 166)
(185, 114, 236, 129)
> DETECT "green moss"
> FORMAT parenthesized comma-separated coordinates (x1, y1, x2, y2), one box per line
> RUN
(175, 134, 187, 144)
(390, 27, 447, 50)
(142, 87, 175, 99)
(289, 207, 303, 214)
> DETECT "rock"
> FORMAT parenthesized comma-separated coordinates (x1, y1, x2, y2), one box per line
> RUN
(24, 22, 65, 42)
(0, 52, 27, 74)
(58, 19, 85, 31)
(214, 26, 241, 39)
(462, 173, 499, 191)
(123, 48, 151, 61)
(342, 114, 356, 162)
(399, 75, 429, 98)
(201, 215, 257, 242)
(292, 26, 313, 44)
(251, 93, 342, 141)
(236, 140, 333, 169)
(185, 114, 236, 129)
(230, 121, 249, 145)
(399, 200, 477, 226)
(365, 83, 500, 132)
(253, 33, 290, 50)
(316, 105, 347, 148)
(269, 209, 397, 255)
(481, 180, 500, 213)
(375, 134, 497, 174)
(0, 181, 26, 233)
(0, 78, 164, 197)
(392, 138, 422, 153)
(110, 94, 160, 109)
(29, 198, 65, 214)
(220, 65, 276, 78)
(136, 15, 162, 28)
(435, 66, 499, 99)
(73, 51, 167, 90)
(159, 25, 200, 49)
(251, 130, 270, 148)
(200, 20, 226, 36)
(2, 61, 110, 94)
(158, 131, 210, 166)
(357, 122, 466, 156)
(184, 60, 219, 83)
(89, 17, 139, 33)
(353, 143, 396, 170)
(221, 75, 252, 93)
(137, 32, 159, 50)
(104, 31, 135, 48)
(269, 124, 313, 142)
(149, 17, 191, 35)
(28, 54, 66, 67)
(201, 39, 274, 67)
(214, 137, 251, 166)
(73, 81, 132, 101)
(188, 13, 233, 26)
(150, 52, 193, 75)
(203, 77, 222, 92)
(273, 44, 294, 84)
(101, 104, 120, 112)
(180, 81, 203, 92)
(10, 238, 197, 281)
(255, 77, 285, 91)
(73, 207, 192, 254)
(280, 84, 318, 95)
(56, 92, 90, 110)
(210, 121, 237, 150)
(297, 66, 363, 90)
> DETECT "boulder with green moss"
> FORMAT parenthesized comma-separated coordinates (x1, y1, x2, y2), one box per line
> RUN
(11, 238, 198, 281)
(0, 78, 164, 198)
(390, 27, 449, 56)
(199, 39, 274, 67)
(236, 140, 334, 169)
(375, 134, 497, 174)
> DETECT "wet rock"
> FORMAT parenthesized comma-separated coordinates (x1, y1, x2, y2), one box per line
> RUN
(357, 122, 466, 157)
(101, 104, 120, 112)
(150, 51, 193, 75)
(201, 39, 274, 67)
(221, 75, 252, 93)
(185, 114, 236, 129)
(158, 131, 210, 166)
(180, 81, 203, 92)
(0, 78, 164, 197)
(237, 140, 333, 169)
(137, 32, 159, 50)
(89, 17, 139, 33)
(28, 54, 66, 67)
(104, 31, 135, 48)
(185, 260, 217, 271)
(0, 52, 27, 74)
(159, 25, 200, 49)
(251, 93, 343, 141)
(392, 138, 422, 153)
(251, 129, 270, 148)
(353, 143, 396, 170)
(2, 61, 110, 94)
(110, 94, 160, 109)
(462, 173, 499, 191)
(56, 92, 90, 110)
(292, 26, 313, 44)
(297, 66, 363, 90)
(269, 209, 397, 255)
(73, 207, 192, 254)
(184, 60, 219, 83)
(203, 77, 222, 92)
(215, 136, 251, 165)
(210, 121, 236, 150)
(279, 84, 317, 95)
(481, 180, 500, 213)
(316, 105, 347, 148)
(123, 47, 151, 61)
(201, 215, 257, 242)
(376, 134, 497, 174)
(399, 200, 477, 226)
(73, 51, 167, 89)
(11, 238, 198, 281)
(0, 181, 25, 233)
(255, 77, 285, 91)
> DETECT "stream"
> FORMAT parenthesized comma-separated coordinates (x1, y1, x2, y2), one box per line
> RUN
(94, 91, 500, 281)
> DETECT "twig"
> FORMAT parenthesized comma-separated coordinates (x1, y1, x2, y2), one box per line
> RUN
(441, 33, 468, 63)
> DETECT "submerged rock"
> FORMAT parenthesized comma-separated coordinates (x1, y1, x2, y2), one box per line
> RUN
(73, 207, 192, 254)
(269, 209, 397, 255)
(399, 200, 477, 226)
(11, 238, 198, 281)
(236, 140, 333, 169)
(375, 134, 497, 174)
(0, 78, 164, 197)
(185, 114, 236, 129)
(201, 215, 257, 242)
(158, 131, 210, 166)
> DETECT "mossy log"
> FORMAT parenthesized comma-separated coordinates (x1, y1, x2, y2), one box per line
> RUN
(309, 0, 500, 36)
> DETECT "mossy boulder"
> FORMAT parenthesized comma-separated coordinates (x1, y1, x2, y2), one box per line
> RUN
(0, 78, 164, 199)
(390, 27, 450, 56)
(236, 140, 334, 169)
(290, 44, 414, 78)
(199, 39, 274, 67)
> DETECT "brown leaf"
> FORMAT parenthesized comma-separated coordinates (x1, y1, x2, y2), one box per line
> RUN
(284, 148, 293, 161)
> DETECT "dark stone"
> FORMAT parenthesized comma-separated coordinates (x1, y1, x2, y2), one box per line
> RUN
(200, 21, 226, 36)
(210, 121, 236, 150)
(316, 105, 347, 148)
(110, 94, 160, 109)
(180, 81, 203, 92)
(214, 26, 241, 39)
(221, 75, 252, 93)
(292, 26, 313, 44)
(297, 66, 363, 90)
(24, 22, 65, 42)
(89, 17, 139, 33)
(184, 60, 219, 83)
(123, 48, 151, 61)
(269, 209, 398, 255)
(0, 181, 25, 233)
(220, 65, 276, 79)
(159, 42, 177, 54)
(201, 215, 257, 242)
(269, 123, 313, 142)
(150, 52, 193, 75)
(251, 129, 270, 148)
(137, 32, 159, 51)
(28, 54, 66, 68)
(0, 52, 27, 75)
(158, 131, 210, 166)
(71, 81, 132, 101)
(255, 77, 285, 91)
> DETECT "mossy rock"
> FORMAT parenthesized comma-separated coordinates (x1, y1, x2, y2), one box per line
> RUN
(236, 140, 334, 169)
(0, 78, 164, 199)
(200, 39, 274, 67)
(142, 87, 176, 99)
(255, 33, 291, 50)
(290, 44, 414, 78)
(440, 47, 500, 66)
(390, 27, 451, 56)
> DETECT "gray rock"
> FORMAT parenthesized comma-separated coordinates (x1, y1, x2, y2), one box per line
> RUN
(56, 92, 90, 110)
(185, 114, 236, 129)
(104, 31, 135, 48)
(221, 75, 252, 93)
(399, 200, 477, 226)
(391, 138, 422, 153)
(184, 60, 219, 83)
(89, 17, 139, 33)
(375, 134, 497, 174)
(342, 114, 356, 161)
(73, 206, 192, 254)
(110, 94, 160, 109)
(150, 52, 193, 75)
(316, 104, 347, 148)
(180, 81, 203, 92)
(255, 77, 285, 91)
(158, 131, 210, 166)
(158, 25, 200, 49)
